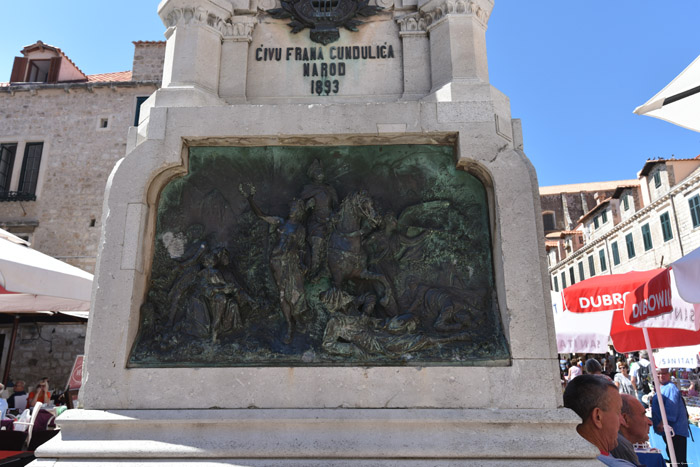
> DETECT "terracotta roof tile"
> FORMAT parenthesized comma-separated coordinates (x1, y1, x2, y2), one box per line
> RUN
(559, 230, 583, 236)
(640, 157, 700, 176)
(21, 41, 87, 80)
(577, 198, 612, 224)
(133, 41, 166, 45)
(545, 240, 560, 247)
(87, 71, 132, 83)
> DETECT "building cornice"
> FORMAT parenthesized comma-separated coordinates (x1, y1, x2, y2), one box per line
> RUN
(549, 169, 700, 273)
(0, 81, 161, 96)
(397, 0, 491, 34)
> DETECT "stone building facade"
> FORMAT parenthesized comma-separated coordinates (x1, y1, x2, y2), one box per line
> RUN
(544, 157, 700, 293)
(0, 40, 164, 389)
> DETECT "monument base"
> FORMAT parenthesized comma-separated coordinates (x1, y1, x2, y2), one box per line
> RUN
(34, 408, 599, 466)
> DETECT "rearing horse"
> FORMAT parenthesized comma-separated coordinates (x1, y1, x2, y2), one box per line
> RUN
(326, 191, 395, 313)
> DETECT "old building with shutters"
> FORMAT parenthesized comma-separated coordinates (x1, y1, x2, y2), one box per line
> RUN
(543, 157, 700, 294)
(0, 40, 165, 390)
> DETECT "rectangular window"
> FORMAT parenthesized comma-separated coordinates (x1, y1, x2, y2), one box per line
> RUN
(578, 262, 585, 281)
(623, 194, 629, 211)
(553, 276, 559, 292)
(0, 143, 17, 193)
(593, 216, 599, 229)
(588, 256, 595, 277)
(601, 210, 608, 223)
(133, 96, 150, 126)
(611, 241, 620, 266)
(561, 272, 567, 289)
(626, 233, 636, 259)
(569, 266, 576, 285)
(641, 223, 653, 251)
(654, 171, 661, 188)
(599, 249, 607, 272)
(18, 142, 43, 198)
(660, 212, 673, 242)
(690, 195, 700, 228)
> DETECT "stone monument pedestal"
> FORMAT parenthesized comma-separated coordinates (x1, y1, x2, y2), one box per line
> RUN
(38, 409, 596, 465)
(34, 0, 599, 464)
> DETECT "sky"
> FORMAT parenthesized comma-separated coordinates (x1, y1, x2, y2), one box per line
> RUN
(1, 1, 699, 187)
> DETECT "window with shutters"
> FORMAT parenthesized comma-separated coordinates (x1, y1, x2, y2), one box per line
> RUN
(690, 195, 700, 229)
(641, 223, 653, 251)
(0, 142, 43, 201)
(626, 233, 636, 259)
(611, 241, 620, 266)
(660, 212, 673, 242)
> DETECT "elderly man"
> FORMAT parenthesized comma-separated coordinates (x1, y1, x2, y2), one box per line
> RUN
(563, 374, 636, 466)
(610, 394, 653, 465)
(652, 368, 688, 465)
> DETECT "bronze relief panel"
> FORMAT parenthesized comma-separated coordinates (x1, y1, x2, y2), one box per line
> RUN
(129, 145, 509, 366)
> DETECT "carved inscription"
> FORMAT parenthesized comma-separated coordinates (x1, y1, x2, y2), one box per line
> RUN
(254, 43, 396, 95)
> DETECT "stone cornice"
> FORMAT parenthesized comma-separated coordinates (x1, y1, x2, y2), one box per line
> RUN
(222, 17, 256, 42)
(549, 170, 700, 273)
(397, 0, 491, 35)
(422, 0, 491, 29)
(162, 6, 230, 35)
(0, 81, 160, 96)
(396, 13, 429, 36)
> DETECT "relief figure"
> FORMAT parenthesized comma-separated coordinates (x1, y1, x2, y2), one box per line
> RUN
(300, 159, 338, 280)
(242, 184, 308, 344)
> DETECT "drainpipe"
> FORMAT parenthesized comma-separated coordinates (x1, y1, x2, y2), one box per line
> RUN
(670, 195, 685, 257)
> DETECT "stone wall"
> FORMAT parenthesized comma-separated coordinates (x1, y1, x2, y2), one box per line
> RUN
(0, 83, 159, 273)
(0, 322, 86, 390)
(132, 42, 166, 82)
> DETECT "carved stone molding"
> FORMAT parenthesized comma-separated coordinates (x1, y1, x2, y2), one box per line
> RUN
(396, 13, 428, 37)
(401, 0, 491, 33)
(163, 7, 230, 35)
(222, 18, 256, 42)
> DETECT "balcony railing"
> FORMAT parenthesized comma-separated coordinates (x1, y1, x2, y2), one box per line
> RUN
(0, 191, 36, 202)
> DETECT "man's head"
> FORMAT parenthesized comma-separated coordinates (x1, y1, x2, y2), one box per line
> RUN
(619, 394, 651, 444)
(14, 380, 25, 392)
(657, 368, 671, 385)
(584, 358, 603, 375)
(563, 374, 622, 452)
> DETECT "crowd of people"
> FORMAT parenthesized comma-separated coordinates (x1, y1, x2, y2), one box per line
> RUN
(563, 350, 695, 466)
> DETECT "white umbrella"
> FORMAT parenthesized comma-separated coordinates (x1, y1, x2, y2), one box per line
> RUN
(0, 228, 93, 383)
(634, 54, 700, 133)
(0, 231, 93, 302)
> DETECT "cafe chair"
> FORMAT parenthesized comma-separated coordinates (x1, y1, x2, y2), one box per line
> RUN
(13, 402, 43, 448)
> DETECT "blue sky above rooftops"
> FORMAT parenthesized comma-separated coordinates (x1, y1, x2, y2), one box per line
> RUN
(1, 0, 699, 187)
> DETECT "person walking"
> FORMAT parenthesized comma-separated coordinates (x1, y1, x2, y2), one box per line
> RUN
(614, 363, 635, 396)
(652, 368, 689, 465)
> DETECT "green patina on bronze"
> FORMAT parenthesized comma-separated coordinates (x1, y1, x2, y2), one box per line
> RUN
(129, 145, 510, 366)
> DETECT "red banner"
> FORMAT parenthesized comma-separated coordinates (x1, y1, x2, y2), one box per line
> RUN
(67, 355, 84, 390)
(623, 268, 673, 324)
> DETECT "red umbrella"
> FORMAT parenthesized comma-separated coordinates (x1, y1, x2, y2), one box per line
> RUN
(562, 269, 700, 352)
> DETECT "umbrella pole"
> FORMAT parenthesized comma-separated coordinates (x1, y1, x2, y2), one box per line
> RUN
(645, 328, 678, 466)
(2, 315, 19, 385)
